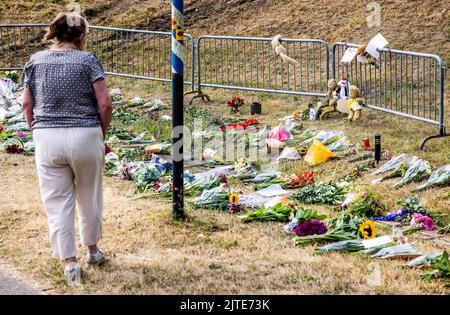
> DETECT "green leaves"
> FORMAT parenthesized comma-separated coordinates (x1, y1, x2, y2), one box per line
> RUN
(112, 107, 142, 125)
(293, 213, 363, 247)
(344, 193, 385, 217)
(242, 204, 293, 223)
(293, 207, 326, 223)
(420, 251, 450, 285)
(291, 183, 347, 205)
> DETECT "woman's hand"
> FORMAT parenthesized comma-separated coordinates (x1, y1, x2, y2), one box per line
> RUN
(93, 79, 112, 140)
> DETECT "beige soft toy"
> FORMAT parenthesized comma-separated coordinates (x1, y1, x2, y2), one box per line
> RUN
(327, 79, 338, 107)
(346, 85, 364, 121)
(271, 35, 300, 66)
(318, 79, 339, 120)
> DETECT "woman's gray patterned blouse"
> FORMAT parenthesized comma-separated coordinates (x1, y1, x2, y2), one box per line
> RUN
(23, 50, 105, 129)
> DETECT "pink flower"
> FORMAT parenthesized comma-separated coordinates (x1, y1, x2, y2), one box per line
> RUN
(410, 213, 434, 231)
(423, 217, 434, 231)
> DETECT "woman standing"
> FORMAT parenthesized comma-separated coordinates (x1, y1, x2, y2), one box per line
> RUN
(22, 12, 112, 283)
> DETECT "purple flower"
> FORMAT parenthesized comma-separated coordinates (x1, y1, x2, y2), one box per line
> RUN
(18, 131, 27, 138)
(293, 220, 327, 237)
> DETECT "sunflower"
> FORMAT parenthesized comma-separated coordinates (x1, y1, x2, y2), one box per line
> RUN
(298, 146, 308, 155)
(229, 193, 240, 204)
(359, 220, 377, 239)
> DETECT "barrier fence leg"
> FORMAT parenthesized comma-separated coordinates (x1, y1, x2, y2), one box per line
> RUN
(419, 126, 448, 151)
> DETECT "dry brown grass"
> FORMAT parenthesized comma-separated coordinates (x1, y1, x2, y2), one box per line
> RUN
(0, 76, 449, 294)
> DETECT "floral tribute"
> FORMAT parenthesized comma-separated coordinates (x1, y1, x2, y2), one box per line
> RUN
(226, 97, 245, 114)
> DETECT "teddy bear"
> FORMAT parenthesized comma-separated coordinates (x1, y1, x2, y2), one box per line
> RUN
(318, 79, 339, 120)
(346, 85, 364, 121)
(357, 44, 376, 66)
(335, 77, 351, 114)
(327, 79, 338, 108)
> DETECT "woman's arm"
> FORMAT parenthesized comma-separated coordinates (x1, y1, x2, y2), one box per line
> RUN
(22, 88, 33, 130)
(93, 79, 112, 139)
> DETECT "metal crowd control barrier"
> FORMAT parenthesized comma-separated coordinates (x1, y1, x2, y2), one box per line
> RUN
(0, 24, 196, 92)
(0, 25, 447, 149)
(191, 35, 329, 104)
(332, 42, 447, 149)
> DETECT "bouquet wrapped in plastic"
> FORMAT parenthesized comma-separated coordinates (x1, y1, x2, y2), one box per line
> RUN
(372, 154, 416, 175)
(413, 165, 450, 192)
(184, 173, 225, 196)
(314, 239, 364, 253)
(190, 185, 230, 210)
(130, 162, 162, 191)
(294, 213, 364, 246)
(242, 203, 294, 223)
(379, 156, 419, 182)
(393, 158, 432, 189)
(104, 152, 120, 175)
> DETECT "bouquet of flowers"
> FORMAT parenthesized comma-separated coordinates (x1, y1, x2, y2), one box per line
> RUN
(284, 207, 326, 233)
(5, 71, 20, 83)
(228, 193, 245, 214)
(284, 129, 317, 147)
(254, 172, 314, 190)
(414, 165, 450, 192)
(372, 154, 416, 175)
(241, 203, 294, 223)
(291, 182, 346, 205)
(107, 126, 135, 141)
(393, 159, 432, 189)
(293, 220, 327, 237)
(112, 107, 141, 124)
(220, 118, 258, 132)
(343, 191, 385, 217)
(190, 185, 230, 210)
(184, 173, 226, 196)
(293, 213, 364, 246)
(314, 240, 365, 254)
(2, 137, 24, 154)
(130, 162, 162, 192)
(119, 161, 139, 180)
(232, 158, 257, 180)
(104, 152, 120, 175)
(226, 97, 245, 114)
(337, 160, 376, 184)
(410, 213, 434, 231)
(420, 251, 450, 284)
(380, 161, 409, 181)
(372, 197, 427, 224)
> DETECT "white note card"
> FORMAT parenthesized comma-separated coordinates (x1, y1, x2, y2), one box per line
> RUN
(366, 33, 388, 59)
(341, 47, 358, 63)
(362, 236, 393, 249)
(357, 55, 366, 63)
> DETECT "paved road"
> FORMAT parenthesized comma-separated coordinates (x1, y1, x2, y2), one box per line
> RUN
(0, 268, 40, 295)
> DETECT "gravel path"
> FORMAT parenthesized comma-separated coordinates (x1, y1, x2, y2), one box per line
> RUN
(0, 268, 40, 295)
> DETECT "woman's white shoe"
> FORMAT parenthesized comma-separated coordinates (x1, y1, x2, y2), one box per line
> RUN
(87, 250, 106, 267)
(64, 262, 81, 286)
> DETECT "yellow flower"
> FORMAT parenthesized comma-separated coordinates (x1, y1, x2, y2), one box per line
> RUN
(229, 193, 239, 204)
(298, 146, 308, 155)
(359, 220, 377, 239)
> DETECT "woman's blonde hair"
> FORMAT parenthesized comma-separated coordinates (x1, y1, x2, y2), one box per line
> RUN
(44, 12, 88, 45)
